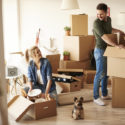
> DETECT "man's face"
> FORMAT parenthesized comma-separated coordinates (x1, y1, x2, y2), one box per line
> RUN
(97, 10, 107, 21)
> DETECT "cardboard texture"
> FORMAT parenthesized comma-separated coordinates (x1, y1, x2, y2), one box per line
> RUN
(27, 99, 57, 120)
(59, 60, 91, 69)
(63, 35, 95, 61)
(8, 95, 57, 121)
(56, 81, 81, 92)
(8, 96, 33, 121)
(57, 69, 84, 88)
(107, 34, 125, 45)
(53, 73, 81, 92)
(112, 77, 125, 108)
(104, 46, 125, 78)
(70, 14, 88, 36)
(107, 34, 117, 45)
(46, 54, 60, 73)
(119, 34, 125, 45)
(58, 87, 93, 105)
(83, 70, 96, 84)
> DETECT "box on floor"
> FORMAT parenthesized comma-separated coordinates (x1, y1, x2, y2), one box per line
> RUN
(8, 95, 57, 121)
(57, 68, 84, 88)
(104, 46, 125, 108)
(112, 77, 125, 108)
(53, 73, 81, 93)
(63, 35, 95, 61)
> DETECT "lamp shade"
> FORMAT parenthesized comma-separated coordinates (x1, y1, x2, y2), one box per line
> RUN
(61, 0, 79, 10)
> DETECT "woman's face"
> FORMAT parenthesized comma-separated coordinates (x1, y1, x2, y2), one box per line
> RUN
(34, 48, 42, 60)
(97, 10, 107, 21)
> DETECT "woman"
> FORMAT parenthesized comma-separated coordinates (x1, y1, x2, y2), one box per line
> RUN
(25, 46, 57, 101)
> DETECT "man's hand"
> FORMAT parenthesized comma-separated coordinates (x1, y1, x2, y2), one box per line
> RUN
(119, 30, 124, 35)
(116, 44, 125, 49)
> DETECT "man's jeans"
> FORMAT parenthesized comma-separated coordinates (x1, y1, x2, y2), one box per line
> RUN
(93, 48, 108, 99)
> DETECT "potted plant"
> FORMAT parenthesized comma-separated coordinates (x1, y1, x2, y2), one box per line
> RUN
(63, 51, 70, 60)
(64, 26, 71, 36)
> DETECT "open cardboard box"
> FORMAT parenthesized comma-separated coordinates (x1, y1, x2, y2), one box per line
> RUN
(57, 69, 84, 88)
(104, 46, 125, 108)
(104, 46, 125, 78)
(53, 73, 81, 92)
(8, 95, 57, 121)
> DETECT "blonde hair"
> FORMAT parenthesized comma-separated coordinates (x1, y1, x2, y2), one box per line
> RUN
(25, 46, 38, 63)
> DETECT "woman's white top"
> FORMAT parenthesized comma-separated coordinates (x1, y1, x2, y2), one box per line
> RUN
(37, 69, 43, 84)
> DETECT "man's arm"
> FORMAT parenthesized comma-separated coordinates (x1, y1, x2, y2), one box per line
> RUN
(102, 34, 125, 48)
(101, 34, 117, 46)
(112, 28, 124, 34)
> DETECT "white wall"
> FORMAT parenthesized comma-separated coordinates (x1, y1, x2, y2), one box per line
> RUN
(2, 0, 19, 59)
(3, 0, 125, 57)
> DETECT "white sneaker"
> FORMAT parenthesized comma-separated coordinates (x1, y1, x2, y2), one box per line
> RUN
(101, 95, 111, 100)
(94, 98, 105, 106)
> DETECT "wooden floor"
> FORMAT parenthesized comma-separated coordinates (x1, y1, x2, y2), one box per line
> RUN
(8, 100, 125, 125)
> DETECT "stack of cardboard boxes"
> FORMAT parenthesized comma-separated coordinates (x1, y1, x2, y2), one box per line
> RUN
(104, 34, 125, 108)
(60, 14, 95, 70)
(60, 14, 96, 88)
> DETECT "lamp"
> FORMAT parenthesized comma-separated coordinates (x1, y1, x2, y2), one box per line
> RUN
(61, 0, 79, 10)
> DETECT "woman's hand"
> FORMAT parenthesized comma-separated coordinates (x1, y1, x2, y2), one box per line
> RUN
(41, 93, 50, 100)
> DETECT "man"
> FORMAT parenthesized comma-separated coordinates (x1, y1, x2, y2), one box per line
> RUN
(93, 3, 125, 106)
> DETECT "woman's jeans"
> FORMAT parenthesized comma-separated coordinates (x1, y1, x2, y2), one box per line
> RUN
(93, 48, 108, 99)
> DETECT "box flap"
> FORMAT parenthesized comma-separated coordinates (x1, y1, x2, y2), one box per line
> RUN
(57, 68, 84, 73)
(8, 95, 33, 121)
(104, 46, 125, 58)
(52, 73, 80, 81)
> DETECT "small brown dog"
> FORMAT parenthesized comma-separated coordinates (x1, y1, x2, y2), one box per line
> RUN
(72, 97, 84, 120)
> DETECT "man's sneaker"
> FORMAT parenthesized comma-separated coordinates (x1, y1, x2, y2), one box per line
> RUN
(94, 98, 105, 106)
(101, 95, 112, 100)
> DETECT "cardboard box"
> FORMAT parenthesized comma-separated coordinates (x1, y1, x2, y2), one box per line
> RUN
(83, 70, 96, 84)
(119, 34, 125, 45)
(46, 54, 60, 73)
(27, 99, 57, 120)
(8, 95, 57, 121)
(107, 34, 125, 45)
(63, 35, 95, 61)
(56, 81, 81, 92)
(59, 60, 91, 69)
(53, 73, 81, 92)
(104, 46, 125, 78)
(107, 34, 117, 44)
(70, 14, 88, 36)
(112, 77, 125, 108)
(57, 69, 84, 88)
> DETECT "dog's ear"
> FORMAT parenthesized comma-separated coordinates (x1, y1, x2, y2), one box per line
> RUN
(80, 97, 84, 103)
(74, 97, 77, 102)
